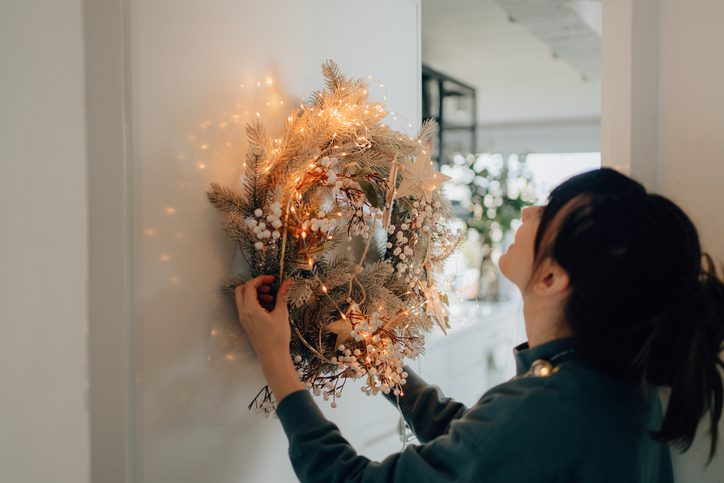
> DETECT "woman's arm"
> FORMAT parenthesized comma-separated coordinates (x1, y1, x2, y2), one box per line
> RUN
(234, 276, 476, 480)
(234, 274, 469, 442)
(383, 366, 468, 443)
(234, 277, 566, 482)
(276, 388, 479, 483)
(275, 376, 566, 483)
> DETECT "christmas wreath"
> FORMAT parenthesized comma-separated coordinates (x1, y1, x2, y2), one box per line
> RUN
(207, 60, 463, 414)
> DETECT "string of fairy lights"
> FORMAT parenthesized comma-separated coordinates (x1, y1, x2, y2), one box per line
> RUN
(200, 64, 487, 425)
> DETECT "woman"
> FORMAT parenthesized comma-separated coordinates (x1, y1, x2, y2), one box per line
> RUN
(235, 168, 724, 482)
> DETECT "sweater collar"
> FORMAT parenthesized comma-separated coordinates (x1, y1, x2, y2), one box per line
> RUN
(513, 337, 577, 376)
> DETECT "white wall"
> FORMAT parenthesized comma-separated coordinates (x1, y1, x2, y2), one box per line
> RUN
(476, 117, 600, 154)
(657, 4, 724, 478)
(0, 1, 90, 483)
(128, 1, 420, 482)
(422, 0, 601, 125)
(602, 1, 724, 481)
(657, 0, 724, 265)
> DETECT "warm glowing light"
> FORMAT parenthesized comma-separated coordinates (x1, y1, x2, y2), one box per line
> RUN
(144, 228, 156, 237)
(265, 77, 273, 85)
(164, 207, 176, 215)
(159, 253, 171, 262)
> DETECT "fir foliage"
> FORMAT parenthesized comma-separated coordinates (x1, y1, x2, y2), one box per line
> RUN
(207, 60, 464, 413)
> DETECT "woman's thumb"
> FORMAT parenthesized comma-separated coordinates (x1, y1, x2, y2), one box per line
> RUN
(273, 279, 292, 313)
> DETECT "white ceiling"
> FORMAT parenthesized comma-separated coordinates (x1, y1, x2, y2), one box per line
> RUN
(421, 0, 601, 125)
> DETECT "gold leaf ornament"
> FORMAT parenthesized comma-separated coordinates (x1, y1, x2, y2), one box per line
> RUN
(325, 318, 353, 348)
(396, 149, 450, 202)
(423, 284, 451, 334)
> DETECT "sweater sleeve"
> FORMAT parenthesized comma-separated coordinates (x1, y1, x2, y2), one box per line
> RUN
(382, 365, 468, 442)
(275, 389, 480, 483)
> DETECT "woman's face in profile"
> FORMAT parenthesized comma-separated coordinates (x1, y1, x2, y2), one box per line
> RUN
(498, 205, 545, 290)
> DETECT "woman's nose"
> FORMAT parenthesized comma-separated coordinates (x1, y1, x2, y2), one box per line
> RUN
(521, 206, 534, 221)
(521, 205, 542, 221)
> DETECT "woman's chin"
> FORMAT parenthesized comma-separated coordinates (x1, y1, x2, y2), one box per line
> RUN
(497, 253, 509, 279)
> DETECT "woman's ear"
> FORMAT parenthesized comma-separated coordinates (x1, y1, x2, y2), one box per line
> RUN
(532, 258, 570, 297)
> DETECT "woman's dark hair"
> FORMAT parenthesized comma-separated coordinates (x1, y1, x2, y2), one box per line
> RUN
(529, 167, 724, 462)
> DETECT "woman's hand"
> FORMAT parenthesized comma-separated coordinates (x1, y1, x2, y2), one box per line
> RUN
(234, 274, 292, 365)
(235, 275, 304, 401)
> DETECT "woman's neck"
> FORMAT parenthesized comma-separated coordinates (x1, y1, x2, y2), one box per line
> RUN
(523, 301, 572, 348)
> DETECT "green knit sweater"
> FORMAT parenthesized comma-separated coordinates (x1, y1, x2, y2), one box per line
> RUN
(275, 337, 674, 482)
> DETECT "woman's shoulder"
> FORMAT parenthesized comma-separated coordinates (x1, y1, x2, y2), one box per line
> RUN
(438, 361, 671, 482)
(460, 359, 660, 447)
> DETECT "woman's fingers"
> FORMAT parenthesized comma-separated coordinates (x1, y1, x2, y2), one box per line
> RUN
(240, 275, 286, 318)
(248, 274, 275, 289)
(273, 279, 292, 314)
(236, 276, 287, 319)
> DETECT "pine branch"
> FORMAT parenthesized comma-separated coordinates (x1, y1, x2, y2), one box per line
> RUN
(418, 118, 437, 144)
(221, 275, 247, 295)
(246, 118, 271, 157)
(241, 152, 267, 217)
(220, 213, 259, 271)
(321, 256, 355, 290)
(206, 182, 246, 215)
(321, 59, 346, 92)
(357, 260, 394, 287)
(289, 279, 315, 308)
